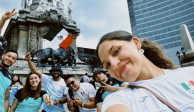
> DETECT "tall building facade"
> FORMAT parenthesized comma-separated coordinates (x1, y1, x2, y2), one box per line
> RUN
(127, 0, 194, 65)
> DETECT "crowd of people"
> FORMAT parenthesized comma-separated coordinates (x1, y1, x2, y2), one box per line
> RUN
(0, 9, 194, 112)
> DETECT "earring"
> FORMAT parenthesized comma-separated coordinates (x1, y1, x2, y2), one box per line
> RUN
(139, 49, 144, 54)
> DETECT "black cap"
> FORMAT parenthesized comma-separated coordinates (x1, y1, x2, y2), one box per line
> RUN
(93, 68, 106, 82)
(49, 63, 63, 75)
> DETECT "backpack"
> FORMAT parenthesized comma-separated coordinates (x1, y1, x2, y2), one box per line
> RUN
(68, 89, 80, 112)
(80, 76, 84, 83)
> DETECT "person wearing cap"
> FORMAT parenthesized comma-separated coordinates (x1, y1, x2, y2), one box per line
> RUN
(25, 52, 68, 112)
(64, 75, 97, 112)
(93, 68, 128, 112)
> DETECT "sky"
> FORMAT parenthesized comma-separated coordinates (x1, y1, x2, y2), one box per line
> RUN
(0, 0, 131, 49)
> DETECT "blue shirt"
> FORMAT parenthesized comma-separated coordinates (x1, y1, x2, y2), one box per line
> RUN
(9, 83, 22, 106)
(41, 74, 67, 112)
(0, 66, 12, 112)
(14, 89, 47, 112)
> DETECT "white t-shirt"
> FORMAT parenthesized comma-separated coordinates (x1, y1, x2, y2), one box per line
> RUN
(42, 74, 67, 112)
(102, 67, 194, 112)
(67, 83, 97, 112)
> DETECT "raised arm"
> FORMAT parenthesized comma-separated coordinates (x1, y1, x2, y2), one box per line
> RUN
(0, 9, 17, 34)
(100, 81, 128, 92)
(25, 52, 42, 77)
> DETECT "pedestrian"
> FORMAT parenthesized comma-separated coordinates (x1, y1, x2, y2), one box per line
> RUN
(9, 75, 23, 107)
(10, 72, 52, 112)
(93, 68, 128, 112)
(80, 73, 90, 83)
(25, 52, 68, 112)
(0, 10, 17, 112)
(96, 30, 194, 112)
(64, 75, 97, 112)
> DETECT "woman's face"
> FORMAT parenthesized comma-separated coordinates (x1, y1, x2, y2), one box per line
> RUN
(13, 75, 18, 82)
(98, 37, 144, 82)
(29, 74, 40, 87)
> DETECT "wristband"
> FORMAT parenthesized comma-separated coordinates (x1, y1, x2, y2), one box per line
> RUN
(81, 102, 84, 108)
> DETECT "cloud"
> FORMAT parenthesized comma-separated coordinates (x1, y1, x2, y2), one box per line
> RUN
(0, 0, 131, 49)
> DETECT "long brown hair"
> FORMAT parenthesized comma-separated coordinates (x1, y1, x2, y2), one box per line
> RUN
(96, 30, 178, 69)
(18, 72, 42, 102)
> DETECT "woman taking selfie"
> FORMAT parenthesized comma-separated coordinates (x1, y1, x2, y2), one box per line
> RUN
(10, 72, 52, 112)
(96, 31, 194, 112)
(9, 75, 23, 107)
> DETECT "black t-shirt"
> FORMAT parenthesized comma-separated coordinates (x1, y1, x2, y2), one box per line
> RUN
(95, 77, 122, 105)
(15, 88, 47, 102)
(0, 65, 12, 80)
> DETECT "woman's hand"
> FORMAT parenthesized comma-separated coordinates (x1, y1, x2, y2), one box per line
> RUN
(45, 94, 52, 107)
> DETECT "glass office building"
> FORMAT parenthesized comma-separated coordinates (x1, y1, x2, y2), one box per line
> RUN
(127, 0, 194, 65)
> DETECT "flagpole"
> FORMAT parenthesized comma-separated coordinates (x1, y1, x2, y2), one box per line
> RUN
(23, 39, 42, 60)
(29, 39, 42, 53)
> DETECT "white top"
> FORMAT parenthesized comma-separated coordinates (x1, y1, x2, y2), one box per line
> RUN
(102, 67, 194, 112)
(42, 74, 67, 112)
(67, 83, 97, 112)
(83, 75, 90, 83)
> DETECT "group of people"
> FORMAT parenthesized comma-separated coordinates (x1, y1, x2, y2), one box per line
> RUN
(0, 8, 194, 112)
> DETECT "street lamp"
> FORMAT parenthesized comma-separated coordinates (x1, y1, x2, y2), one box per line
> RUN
(176, 51, 182, 66)
(181, 47, 186, 59)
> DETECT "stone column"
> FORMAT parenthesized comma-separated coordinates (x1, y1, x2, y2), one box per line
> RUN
(17, 25, 29, 59)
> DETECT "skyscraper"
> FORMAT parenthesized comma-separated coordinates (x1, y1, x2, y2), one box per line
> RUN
(127, 0, 194, 65)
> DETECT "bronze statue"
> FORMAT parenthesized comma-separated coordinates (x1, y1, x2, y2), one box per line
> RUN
(31, 47, 76, 67)
(0, 36, 7, 57)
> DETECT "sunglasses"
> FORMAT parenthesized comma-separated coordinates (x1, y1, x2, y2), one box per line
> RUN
(67, 80, 75, 87)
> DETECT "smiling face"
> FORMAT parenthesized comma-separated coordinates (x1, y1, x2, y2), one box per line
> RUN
(1, 52, 17, 68)
(65, 77, 79, 91)
(13, 75, 19, 82)
(29, 74, 41, 87)
(98, 37, 144, 82)
(94, 72, 107, 83)
(51, 69, 61, 78)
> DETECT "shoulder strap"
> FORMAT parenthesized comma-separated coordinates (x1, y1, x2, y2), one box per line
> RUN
(68, 89, 74, 100)
(68, 89, 80, 112)
(128, 85, 181, 112)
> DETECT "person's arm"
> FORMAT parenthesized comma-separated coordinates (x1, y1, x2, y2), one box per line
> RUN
(10, 99, 18, 112)
(100, 81, 128, 92)
(73, 96, 96, 109)
(54, 94, 67, 105)
(82, 97, 96, 108)
(67, 99, 75, 111)
(97, 103, 102, 112)
(105, 104, 131, 112)
(25, 52, 42, 77)
(4, 88, 10, 112)
(0, 9, 17, 34)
